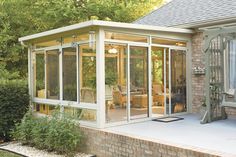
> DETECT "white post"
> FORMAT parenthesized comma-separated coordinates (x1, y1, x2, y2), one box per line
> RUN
(148, 36, 152, 118)
(28, 45, 33, 109)
(169, 49, 172, 115)
(59, 47, 63, 102)
(164, 48, 167, 116)
(127, 44, 131, 122)
(96, 28, 105, 128)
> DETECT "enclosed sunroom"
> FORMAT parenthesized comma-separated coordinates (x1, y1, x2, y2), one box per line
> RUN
(19, 20, 193, 128)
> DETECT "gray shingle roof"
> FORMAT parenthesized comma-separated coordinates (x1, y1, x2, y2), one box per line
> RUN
(135, 0, 236, 28)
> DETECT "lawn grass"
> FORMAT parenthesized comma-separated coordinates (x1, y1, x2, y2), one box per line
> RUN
(0, 150, 22, 157)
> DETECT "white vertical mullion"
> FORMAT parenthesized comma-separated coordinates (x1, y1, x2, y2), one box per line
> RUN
(164, 48, 167, 116)
(127, 44, 131, 122)
(59, 47, 63, 102)
(28, 45, 33, 108)
(96, 28, 105, 128)
(44, 51, 47, 99)
(169, 49, 172, 115)
(148, 36, 152, 118)
(76, 45, 80, 103)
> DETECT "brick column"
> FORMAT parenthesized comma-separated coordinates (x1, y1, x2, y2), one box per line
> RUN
(191, 32, 205, 114)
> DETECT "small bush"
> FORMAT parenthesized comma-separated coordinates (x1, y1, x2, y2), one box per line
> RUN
(13, 111, 81, 156)
(13, 112, 35, 145)
(0, 80, 29, 141)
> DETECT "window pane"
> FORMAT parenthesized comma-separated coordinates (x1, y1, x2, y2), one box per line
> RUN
(34, 53, 45, 98)
(80, 44, 96, 103)
(34, 103, 57, 115)
(63, 47, 77, 101)
(63, 33, 90, 44)
(105, 32, 148, 43)
(130, 46, 148, 119)
(152, 38, 186, 47)
(170, 50, 187, 114)
(35, 40, 60, 49)
(105, 44, 127, 123)
(46, 50, 60, 100)
(64, 107, 96, 122)
(229, 40, 236, 89)
(152, 47, 165, 116)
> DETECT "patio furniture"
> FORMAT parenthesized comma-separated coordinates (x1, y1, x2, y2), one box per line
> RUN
(132, 94, 148, 108)
(113, 85, 127, 107)
(105, 85, 114, 109)
(152, 84, 169, 106)
(221, 89, 236, 106)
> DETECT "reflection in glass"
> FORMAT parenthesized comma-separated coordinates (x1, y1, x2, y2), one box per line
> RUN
(34, 103, 57, 115)
(80, 44, 96, 103)
(63, 48, 77, 101)
(130, 46, 148, 119)
(151, 47, 165, 117)
(35, 53, 45, 98)
(105, 44, 127, 123)
(152, 38, 186, 47)
(105, 32, 148, 43)
(170, 50, 187, 113)
(64, 107, 96, 122)
(46, 50, 60, 100)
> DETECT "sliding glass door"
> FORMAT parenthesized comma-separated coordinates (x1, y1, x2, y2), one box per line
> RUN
(129, 46, 148, 120)
(152, 47, 187, 116)
(169, 49, 187, 114)
(105, 44, 187, 123)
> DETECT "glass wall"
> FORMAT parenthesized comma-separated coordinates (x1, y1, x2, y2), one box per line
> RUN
(34, 103, 57, 115)
(105, 32, 148, 43)
(170, 50, 187, 113)
(46, 50, 60, 100)
(80, 44, 96, 103)
(32, 30, 189, 127)
(32, 32, 97, 125)
(34, 52, 45, 98)
(151, 47, 165, 116)
(130, 46, 148, 119)
(105, 44, 127, 123)
(64, 107, 96, 122)
(63, 47, 77, 101)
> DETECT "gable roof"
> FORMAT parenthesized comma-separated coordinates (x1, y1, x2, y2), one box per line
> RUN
(135, 0, 236, 28)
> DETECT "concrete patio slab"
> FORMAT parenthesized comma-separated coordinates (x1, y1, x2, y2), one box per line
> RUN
(105, 114, 236, 156)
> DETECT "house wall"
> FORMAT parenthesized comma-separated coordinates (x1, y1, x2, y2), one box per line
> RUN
(79, 126, 221, 157)
(191, 32, 205, 114)
(191, 32, 236, 116)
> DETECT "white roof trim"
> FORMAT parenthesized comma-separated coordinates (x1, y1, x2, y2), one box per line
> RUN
(19, 20, 194, 42)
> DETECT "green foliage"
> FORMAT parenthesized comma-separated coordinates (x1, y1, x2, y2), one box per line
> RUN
(0, 80, 29, 141)
(13, 111, 82, 156)
(13, 112, 35, 145)
(0, 150, 21, 157)
(0, 0, 163, 78)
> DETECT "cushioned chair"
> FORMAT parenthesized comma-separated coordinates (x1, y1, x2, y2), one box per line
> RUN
(152, 84, 165, 106)
(113, 85, 127, 108)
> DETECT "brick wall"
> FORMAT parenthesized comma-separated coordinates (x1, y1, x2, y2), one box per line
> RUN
(191, 32, 236, 116)
(79, 126, 221, 157)
(191, 32, 205, 114)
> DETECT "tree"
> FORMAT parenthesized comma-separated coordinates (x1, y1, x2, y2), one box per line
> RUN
(0, 0, 163, 79)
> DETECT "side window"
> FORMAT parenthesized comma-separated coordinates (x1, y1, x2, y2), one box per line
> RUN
(228, 40, 236, 90)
